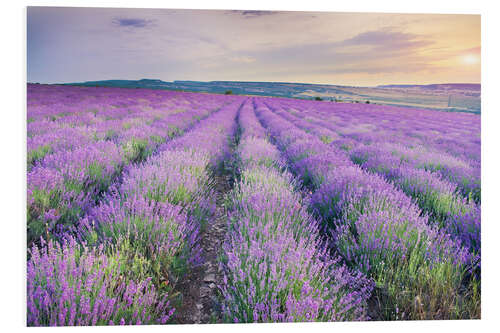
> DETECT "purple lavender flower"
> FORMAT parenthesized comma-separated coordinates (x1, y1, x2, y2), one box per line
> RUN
(27, 238, 174, 326)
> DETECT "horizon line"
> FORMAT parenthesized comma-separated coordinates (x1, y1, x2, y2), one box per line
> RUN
(27, 78, 482, 89)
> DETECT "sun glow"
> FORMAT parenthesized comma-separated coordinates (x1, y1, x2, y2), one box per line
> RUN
(462, 54, 480, 65)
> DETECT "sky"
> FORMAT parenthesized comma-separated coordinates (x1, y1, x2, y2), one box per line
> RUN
(27, 7, 481, 86)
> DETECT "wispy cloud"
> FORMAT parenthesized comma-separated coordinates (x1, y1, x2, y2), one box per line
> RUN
(340, 28, 432, 53)
(229, 10, 280, 19)
(112, 18, 155, 28)
(462, 46, 481, 54)
(231, 27, 440, 80)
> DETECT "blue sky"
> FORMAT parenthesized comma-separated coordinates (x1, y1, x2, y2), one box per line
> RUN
(27, 7, 480, 86)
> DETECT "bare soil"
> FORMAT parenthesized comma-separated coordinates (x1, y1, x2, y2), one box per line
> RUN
(172, 174, 231, 324)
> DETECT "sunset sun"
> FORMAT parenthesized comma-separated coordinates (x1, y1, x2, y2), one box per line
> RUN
(462, 54, 480, 65)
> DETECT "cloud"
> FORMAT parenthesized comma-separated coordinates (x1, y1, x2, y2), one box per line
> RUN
(234, 27, 439, 79)
(228, 10, 280, 19)
(340, 28, 432, 53)
(112, 18, 155, 28)
(246, 28, 433, 64)
(462, 46, 481, 54)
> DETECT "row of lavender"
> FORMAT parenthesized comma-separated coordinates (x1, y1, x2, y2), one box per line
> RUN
(27, 85, 225, 246)
(28, 85, 214, 167)
(275, 97, 480, 163)
(253, 98, 480, 320)
(263, 99, 480, 255)
(219, 101, 372, 322)
(273, 98, 481, 203)
(27, 84, 243, 326)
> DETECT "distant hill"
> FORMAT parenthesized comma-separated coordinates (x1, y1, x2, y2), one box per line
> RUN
(62, 79, 481, 114)
(64, 79, 355, 98)
(377, 83, 481, 91)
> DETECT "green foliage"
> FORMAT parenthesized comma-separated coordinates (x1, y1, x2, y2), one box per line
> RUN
(104, 130, 118, 141)
(320, 135, 333, 144)
(95, 220, 184, 287)
(28, 145, 52, 166)
(369, 254, 480, 320)
(167, 125, 183, 138)
(397, 177, 473, 228)
(27, 187, 82, 245)
(122, 138, 151, 163)
(150, 135, 165, 145)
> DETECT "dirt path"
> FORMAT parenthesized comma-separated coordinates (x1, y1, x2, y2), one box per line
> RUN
(173, 173, 231, 324)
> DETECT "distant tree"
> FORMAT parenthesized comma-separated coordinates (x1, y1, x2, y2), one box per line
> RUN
(365, 100, 370, 104)
(225, 90, 233, 95)
(314, 96, 323, 101)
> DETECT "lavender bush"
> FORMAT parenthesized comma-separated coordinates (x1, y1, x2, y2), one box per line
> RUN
(27, 85, 228, 246)
(254, 100, 480, 320)
(27, 238, 174, 326)
(219, 101, 372, 322)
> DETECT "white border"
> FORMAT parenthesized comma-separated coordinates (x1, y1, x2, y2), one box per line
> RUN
(2, 1, 498, 332)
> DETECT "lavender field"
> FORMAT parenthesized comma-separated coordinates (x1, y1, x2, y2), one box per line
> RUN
(26, 83, 480, 325)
